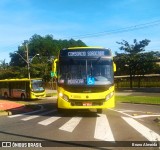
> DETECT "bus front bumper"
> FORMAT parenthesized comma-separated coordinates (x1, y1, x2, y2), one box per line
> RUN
(57, 93, 115, 109)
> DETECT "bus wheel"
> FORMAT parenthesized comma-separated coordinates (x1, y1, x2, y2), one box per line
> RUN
(4, 93, 8, 99)
(21, 94, 25, 100)
(97, 109, 103, 114)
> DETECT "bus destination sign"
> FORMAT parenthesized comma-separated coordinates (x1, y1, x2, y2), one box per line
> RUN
(60, 49, 111, 57)
(68, 51, 105, 57)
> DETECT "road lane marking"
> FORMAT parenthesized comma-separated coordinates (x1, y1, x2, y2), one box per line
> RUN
(38, 116, 61, 126)
(8, 114, 23, 118)
(122, 117, 160, 141)
(21, 110, 57, 121)
(133, 114, 160, 119)
(94, 114, 115, 141)
(109, 108, 160, 119)
(59, 117, 82, 132)
(8, 105, 44, 118)
(109, 108, 133, 118)
(119, 110, 143, 113)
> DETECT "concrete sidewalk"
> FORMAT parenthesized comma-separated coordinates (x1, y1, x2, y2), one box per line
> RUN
(0, 100, 25, 111)
(115, 87, 160, 97)
(0, 100, 31, 116)
(116, 87, 160, 93)
(115, 92, 160, 97)
(0, 89, 55, 116)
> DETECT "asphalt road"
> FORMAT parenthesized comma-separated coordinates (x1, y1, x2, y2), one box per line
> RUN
(0, 98, 160, 150)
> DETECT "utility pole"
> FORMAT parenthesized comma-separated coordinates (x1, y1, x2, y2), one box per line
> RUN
(25, 43, 30, 79)
(15, 43, 39, 80)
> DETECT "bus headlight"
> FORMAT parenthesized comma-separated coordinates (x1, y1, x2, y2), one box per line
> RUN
(59, 92, 69, 101)
(105, 92, 114, 101)
(63, 94, 69, 101)
(59, 92, 63, 97)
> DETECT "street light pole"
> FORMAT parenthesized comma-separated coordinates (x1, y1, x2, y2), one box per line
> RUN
(25, 43, 30, 79)
(15, 44, 39, 80)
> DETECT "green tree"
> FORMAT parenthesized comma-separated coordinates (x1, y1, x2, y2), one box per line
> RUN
(0, 60, 21, 79)
(115, 39, 151, 88)
(8, 34, 86, 80)
(0, 60, 8, 69)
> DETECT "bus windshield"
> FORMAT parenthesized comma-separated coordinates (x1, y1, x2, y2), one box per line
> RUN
(58, 58, 114, 86)
(31, 80, 45, 92)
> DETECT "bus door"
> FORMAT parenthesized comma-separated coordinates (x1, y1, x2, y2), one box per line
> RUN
(12, 81, 25, 98)
(25, 81, 30, 98)
(9, 82, 13, 97)
(1, 82, 9, 97)
(11, 82, 18, 98)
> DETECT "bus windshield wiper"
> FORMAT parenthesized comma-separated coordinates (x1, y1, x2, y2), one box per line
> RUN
(96, 57, 101, 63)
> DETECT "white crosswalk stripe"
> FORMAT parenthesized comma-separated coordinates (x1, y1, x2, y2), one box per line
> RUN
(8, 108, 44, 118)
(21, 115, 40, 121)
(7, 110, 160, 142)
(21, 110, 57, 121)
(94, 114, 115, 141)
(122, 117, 160, 141)
(38, 116, 61, 126)
(59, 117, 82, 132)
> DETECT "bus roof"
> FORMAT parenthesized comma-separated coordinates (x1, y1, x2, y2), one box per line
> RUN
(67, 46, 104, 49)
(67, 46, 110, 50)
(0, 78, 42, 82)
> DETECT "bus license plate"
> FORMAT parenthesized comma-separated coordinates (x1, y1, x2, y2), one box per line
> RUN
(83, 102, 92, 106)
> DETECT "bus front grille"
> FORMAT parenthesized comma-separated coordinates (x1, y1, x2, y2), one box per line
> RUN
(69, 99, 105, 106)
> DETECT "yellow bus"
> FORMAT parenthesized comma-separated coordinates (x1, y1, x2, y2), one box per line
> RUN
(0, 78, 46, 100)
(53, 47, 116, 113)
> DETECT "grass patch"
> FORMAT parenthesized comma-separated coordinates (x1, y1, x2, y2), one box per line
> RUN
(0, 110, 5, 112)
(116, 95, 160, 105)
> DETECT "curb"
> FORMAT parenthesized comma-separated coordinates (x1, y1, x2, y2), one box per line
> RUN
(0, 111, 12, 116)
(0, 104, 42, 116)
(0, 94, 56, 116)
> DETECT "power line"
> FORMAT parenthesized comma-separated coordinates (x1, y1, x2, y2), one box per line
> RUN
(1, 20, 160, 50)
(64, 20, 160, 39)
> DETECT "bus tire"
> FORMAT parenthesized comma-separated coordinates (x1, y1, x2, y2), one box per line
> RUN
(56, 100, 63, 113)
(56, 100, 58, 109)
(97, 109, 103, 114)
(21, 94, 25, 100)
(4, 92, 8, 99)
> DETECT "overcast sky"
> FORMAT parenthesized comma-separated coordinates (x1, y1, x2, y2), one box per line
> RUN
(0, 0, 160, 63)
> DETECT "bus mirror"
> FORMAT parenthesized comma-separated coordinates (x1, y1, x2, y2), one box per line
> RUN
(52, 59, 58, 78)
(113, 62, 116, 72)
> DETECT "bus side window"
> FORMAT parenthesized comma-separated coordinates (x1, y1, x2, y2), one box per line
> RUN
(25, 82, 30, 98)
(26, 82, 30, 92)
